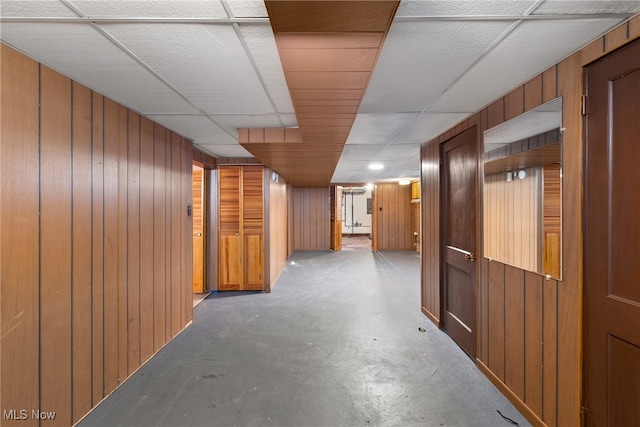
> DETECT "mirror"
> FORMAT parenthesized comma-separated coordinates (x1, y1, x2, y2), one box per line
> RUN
(483, 97, 562, 280)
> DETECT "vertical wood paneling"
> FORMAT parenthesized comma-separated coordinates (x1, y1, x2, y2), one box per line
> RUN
(504, 265, 525, 401)
(183, 137, 194, 324)
(139, 117, 155, 362)
(116, 104, 129, 383)
(542, 66, 558, 103)
(103, 98, 120, 392)
(170, 133, 182, 336)
(524, 75, 543, 112)
(504, 86, 524, 121)
(375, 183, 412, 250)
(0, 45, 40, 427)
(543, 278, 558, 426)
(524, 272, 543, 416)
(127, 110, 141, 373)
(488, 261, 505, 380)
(91, 91, 105, 404)
(269, 173, 289, 288)
(72, 81, 93, 423)
(293, 187, 330, 250)
(1, 45, 194, 426)
(40, 66, 73, 425)
(153, 124, 167, 350)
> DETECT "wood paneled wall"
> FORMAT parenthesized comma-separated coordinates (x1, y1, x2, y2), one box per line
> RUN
(1, 44, 193, 426)
(374, 183, 413, 250)
(420, 15, 640, 425)
(484, 167, 541, 273)
(268, 171, 289, 289)
(292, 187, 330, 250)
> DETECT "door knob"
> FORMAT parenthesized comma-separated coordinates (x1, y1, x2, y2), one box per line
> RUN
(235, 232, 240, 236)
(196, 232, 202, 237)
(465, 253, 476, 262)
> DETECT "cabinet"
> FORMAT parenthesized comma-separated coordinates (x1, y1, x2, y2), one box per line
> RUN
(218, 165, 264, 291)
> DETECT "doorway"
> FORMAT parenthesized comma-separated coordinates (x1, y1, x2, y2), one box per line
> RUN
(341, 186, 372, 250)
(440, 126, 478, 359)
(192, 164, 207, 305)
(584, 38, 640, 426)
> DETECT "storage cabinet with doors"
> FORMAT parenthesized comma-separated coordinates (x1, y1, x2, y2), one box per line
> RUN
(218, 165, 265, 291)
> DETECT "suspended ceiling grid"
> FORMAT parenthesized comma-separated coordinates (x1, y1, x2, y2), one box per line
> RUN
(1, 0, 639, 185)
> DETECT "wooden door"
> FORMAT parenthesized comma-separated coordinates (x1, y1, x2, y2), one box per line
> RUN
(219, 167, 242, 290)
(584, 39, 640, 427)
(192, 165, 205, 293)
(441, 127, 477, 358)
(241, 166, 264, 291)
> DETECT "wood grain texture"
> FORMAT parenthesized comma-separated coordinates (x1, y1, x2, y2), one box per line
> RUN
(504, 265, 525, 401)
(420, 140, 440, 323)
(375, 183, 413, 250)
(524, 272, 543, 417)
(0, 45, 40, 427)
(488, 261, 505, 381)
(116, 103, 129, 383)
(269, 172, 289, 289)
(127, 110, 141, 373)
(293, 187, 330, 250)
(40, 66, 73, 425)
(72, 81, 93, 423)
(170, 132, 182, 336)
(182, 137, 193, 324)
(139, 117, 155, 362)
(556, 52, 582, 427)
(91, 91, 105, 404)
(153, 124, 167, 350)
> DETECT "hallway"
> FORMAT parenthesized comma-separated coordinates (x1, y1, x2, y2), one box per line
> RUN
(79, 250, 529, 427)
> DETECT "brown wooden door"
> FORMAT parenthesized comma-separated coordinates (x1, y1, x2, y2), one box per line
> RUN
(219, 166, 242, 290)
(584, 39, 640, 427)
(241, 166, 264, 291)
(441, 126, 477, 358)
(192, 165, 205, 293)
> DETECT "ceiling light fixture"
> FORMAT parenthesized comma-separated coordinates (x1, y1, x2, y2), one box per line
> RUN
(365, 183, 374, 191)
(399, 178, 411, 185)
(368, 163, 384, 170)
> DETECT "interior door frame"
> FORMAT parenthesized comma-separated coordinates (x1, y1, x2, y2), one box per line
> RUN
(439, 125, 482, 359)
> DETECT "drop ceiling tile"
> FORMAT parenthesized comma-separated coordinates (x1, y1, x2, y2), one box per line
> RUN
(195, 144, 253, 158)
(226, 1, 269, 18)
(373, 145, 420, 162)
(237, 24, 294, 114)
(396, 0, 539, 17)
(341, 144, 386, 160)
(211, 114, 289, 133)
(144, 114, 237, 145)
(431, 18, 626, 113)
(71, 0, 227, 18)
(0, 22, 199, 114)
(0, 0, 78, 17)
(399, 112, 471, 144)
(360, 21, 515, 113)
(533, 1, 640, 15)
(99, 23, 275, 114)
(347, 113, 418, 145)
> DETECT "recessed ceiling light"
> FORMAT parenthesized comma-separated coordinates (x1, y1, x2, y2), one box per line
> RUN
(365, 183, 374, 190)
(368, 163, 384, 170)
(398, 179, 411, 185)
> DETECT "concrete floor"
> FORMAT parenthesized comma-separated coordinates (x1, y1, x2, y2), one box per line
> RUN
(78, 250, 531, 427)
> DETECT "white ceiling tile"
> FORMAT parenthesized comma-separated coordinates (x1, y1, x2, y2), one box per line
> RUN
(533, 1, 640, 15)
(347, 113, 418, 145)
(397, 0, 539, 17)
(238, 23, 295, 115)
(195, 144, 253, 158)
(71, 0, 227, 18)
(399, 113, 471, 144)
(360, 21, 515, 113)
(144, 114, 236, 145)
(341, 144, 385, 160)
(226, 1, 269, 18)
(430, 18, 626, 113)
(373, 145, 420, 162)
(0, 0, 77, 17)
(211, 114, 287, 134)
(98, 23, 275, 114)
(0, 22, 199, 114)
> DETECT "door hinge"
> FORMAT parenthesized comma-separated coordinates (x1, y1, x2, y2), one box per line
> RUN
(581, 95, 589, 116)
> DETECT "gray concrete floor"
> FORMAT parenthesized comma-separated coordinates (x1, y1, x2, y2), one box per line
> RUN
(79, 250, 531, 427)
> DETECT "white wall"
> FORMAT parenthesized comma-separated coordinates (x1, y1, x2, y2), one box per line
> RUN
(342, 189, 372, 235)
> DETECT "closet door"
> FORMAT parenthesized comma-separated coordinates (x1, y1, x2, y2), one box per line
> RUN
(242, 166, 264, 291)
(219, 167, 242, 290)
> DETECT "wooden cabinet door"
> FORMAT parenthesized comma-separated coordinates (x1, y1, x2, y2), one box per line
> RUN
(219, 167, 242, 290)
(241, 166, 264, 290)
(218, 165, 264, 291)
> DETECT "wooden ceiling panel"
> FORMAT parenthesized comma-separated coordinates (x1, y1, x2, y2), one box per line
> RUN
(240, 0, 399, 187)
(277, 32, 384, 49)
(280, 48, 378, 72)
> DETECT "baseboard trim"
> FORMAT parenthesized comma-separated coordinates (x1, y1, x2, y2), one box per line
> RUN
(476, 359, 547, 427)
